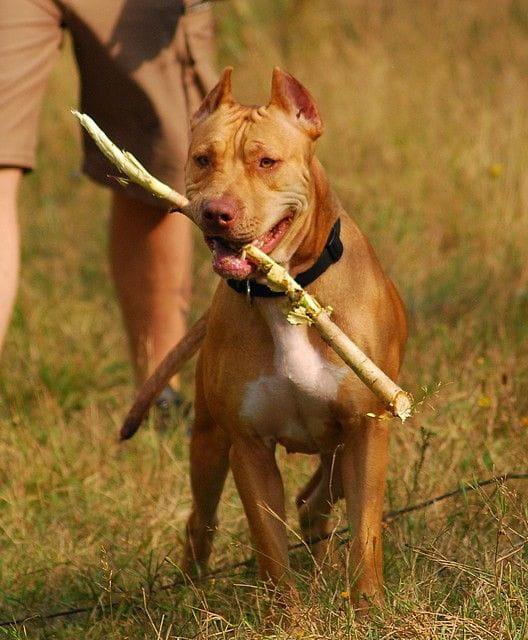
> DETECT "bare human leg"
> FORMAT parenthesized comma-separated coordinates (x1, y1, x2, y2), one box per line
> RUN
(0, 167, 22, 352)
(109, 191, 193, 389)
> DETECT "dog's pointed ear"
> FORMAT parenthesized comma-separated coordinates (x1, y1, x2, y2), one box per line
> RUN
(269, 68, 323, 140)
(191, 67, 234, 128)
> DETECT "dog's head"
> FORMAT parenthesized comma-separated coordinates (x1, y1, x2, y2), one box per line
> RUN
(185, 67, 323, 280)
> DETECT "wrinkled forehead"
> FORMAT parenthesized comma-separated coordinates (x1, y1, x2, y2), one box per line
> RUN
(189, 103, 310, 156)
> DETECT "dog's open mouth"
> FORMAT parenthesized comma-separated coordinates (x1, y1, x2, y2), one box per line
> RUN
(206, 215, 293, 280)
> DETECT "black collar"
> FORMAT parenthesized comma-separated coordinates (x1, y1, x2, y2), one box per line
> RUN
(227, 218, 343, 298)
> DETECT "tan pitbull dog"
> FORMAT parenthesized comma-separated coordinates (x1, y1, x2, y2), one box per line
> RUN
(181, 67, 407, 607)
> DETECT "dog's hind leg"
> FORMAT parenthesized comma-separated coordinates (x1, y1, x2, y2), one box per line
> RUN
(296, 451, 343, 565)
(182, 389, 231, 577)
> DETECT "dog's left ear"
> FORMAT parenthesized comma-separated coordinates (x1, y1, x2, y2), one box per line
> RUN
(269, 68, 323, 140)
(191, 67, 234, 128)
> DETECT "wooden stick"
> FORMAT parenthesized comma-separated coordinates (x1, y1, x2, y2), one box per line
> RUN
(72, 111, 189, 211)
(73, 111, 413, 423)
(243, 245, 413, 421)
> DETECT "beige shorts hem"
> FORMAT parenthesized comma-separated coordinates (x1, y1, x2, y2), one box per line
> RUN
(0, 153, 35, 171)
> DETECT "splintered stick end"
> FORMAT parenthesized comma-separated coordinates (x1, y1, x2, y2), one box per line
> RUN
(391, 390, 414, 422)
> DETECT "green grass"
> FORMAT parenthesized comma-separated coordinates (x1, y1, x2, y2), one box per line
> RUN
(1, 1, 528, 637)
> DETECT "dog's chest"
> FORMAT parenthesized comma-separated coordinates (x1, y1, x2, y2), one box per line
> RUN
(240, 304, 348, 452)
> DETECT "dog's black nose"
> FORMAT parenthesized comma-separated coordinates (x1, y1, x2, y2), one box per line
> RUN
(202, 196, 240, 230)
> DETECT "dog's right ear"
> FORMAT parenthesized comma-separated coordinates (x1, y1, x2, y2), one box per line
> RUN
(191, 67, 234, 128)
(269, 68, 323, 140)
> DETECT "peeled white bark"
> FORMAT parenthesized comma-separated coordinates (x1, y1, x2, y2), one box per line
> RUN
(243, 245, 413, 421)
(73, 111, 189, 211)
(74, 111, 413, 423)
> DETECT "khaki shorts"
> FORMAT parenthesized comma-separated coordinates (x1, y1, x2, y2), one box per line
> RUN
(0, 0, 217, 205)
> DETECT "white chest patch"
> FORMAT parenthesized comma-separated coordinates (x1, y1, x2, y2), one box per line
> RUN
(240, 304, 348, 450)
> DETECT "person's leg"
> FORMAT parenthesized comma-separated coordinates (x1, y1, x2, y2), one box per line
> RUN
(109, 191, 193, 388)
(68, 0, 217, 393)
(0, 0, 63, 353)
(0, 168, 22, 352)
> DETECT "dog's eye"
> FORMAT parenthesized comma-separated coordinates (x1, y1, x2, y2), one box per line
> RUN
(259, 157, 277, 169)
(195, 155, 211, 168)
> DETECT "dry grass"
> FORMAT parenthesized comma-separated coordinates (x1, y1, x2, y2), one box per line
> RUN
(1, 1, 528, 637)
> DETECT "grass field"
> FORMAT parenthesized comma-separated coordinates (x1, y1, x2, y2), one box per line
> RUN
(1, 1, 528, 637)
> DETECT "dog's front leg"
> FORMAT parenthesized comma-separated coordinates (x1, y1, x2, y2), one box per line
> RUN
(229, 436, 293, 591)
(340, 415, 389, 609)
(182, 392, 231, 576)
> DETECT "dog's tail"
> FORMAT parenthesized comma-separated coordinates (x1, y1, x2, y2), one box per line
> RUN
(120, 311, 209, 441)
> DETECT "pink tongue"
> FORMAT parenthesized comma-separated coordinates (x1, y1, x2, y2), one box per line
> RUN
(211, 240, 254, 279)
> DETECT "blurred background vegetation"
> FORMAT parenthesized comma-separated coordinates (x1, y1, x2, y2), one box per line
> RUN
(1, 1, 527, 637)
